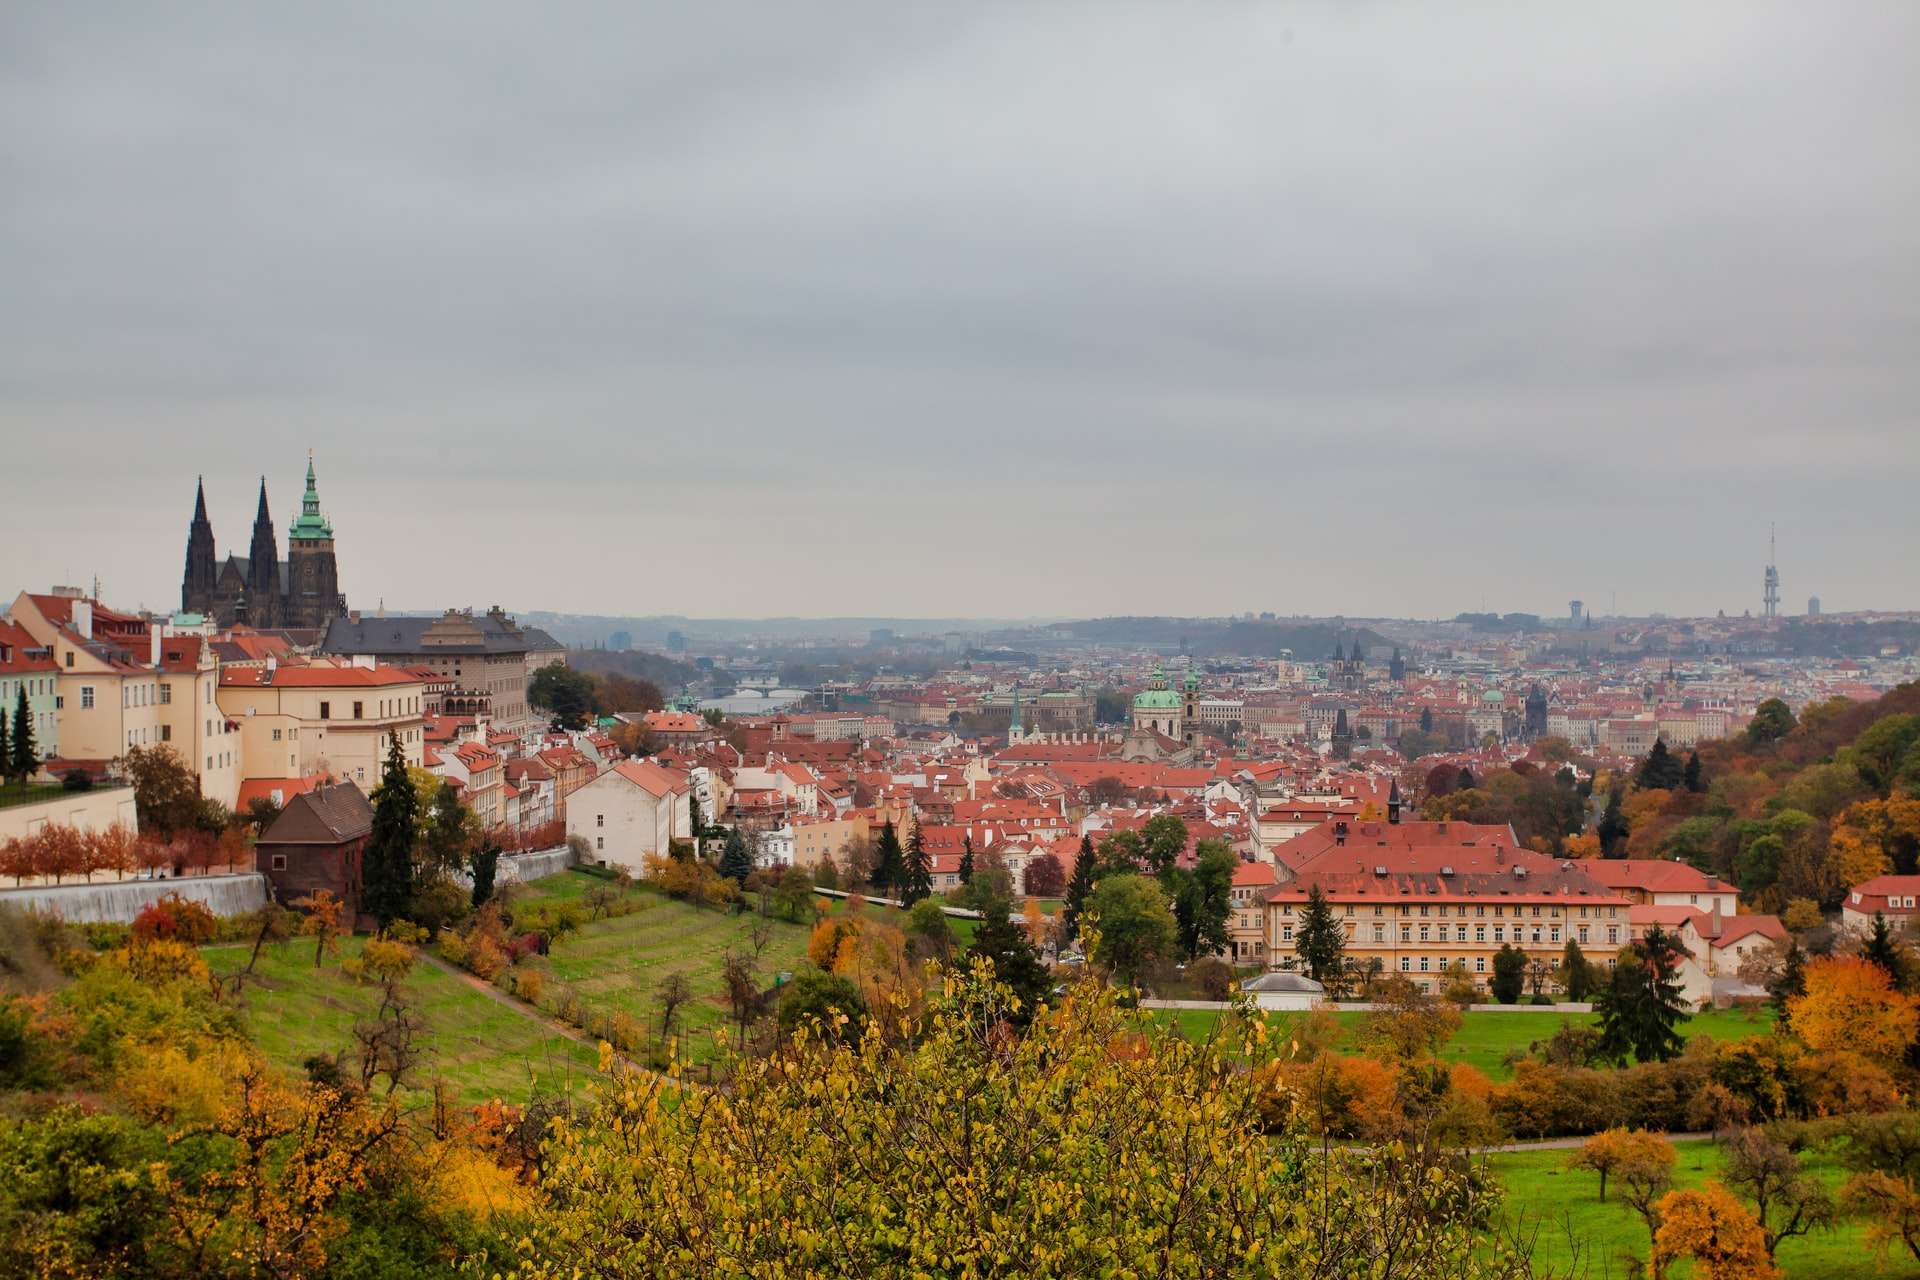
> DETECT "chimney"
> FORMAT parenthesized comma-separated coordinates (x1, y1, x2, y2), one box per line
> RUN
(72, 600, 93, 641)
(1710, 898, 1723, 937)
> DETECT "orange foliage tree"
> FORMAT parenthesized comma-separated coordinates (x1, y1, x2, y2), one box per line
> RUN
(1786, 956, 1920, 1063)
(1651, 1182, 1779, 1280)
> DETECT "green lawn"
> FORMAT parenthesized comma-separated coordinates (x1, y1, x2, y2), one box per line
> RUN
(1148, 1005, 1775, 1080)
(0, 781, 65, 810)
(206, 936, 600, 1104)
(515, 883, 816, 1064)
(1491, 1139, 1920, 1280)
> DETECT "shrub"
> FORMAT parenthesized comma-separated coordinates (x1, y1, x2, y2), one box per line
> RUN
(130, 894, 217, 945)
(1187, 956, 1236, 1001)
(466, 934, 508, 982)
(515, 969, 546, 1005)
(438, 931, 469, 968)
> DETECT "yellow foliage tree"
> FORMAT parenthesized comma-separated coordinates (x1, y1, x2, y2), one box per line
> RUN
(1563, 832, 1603, 859)
(1652, 1182, 1779, 1280)
(1787, 956, 1920, 1063)
(1831, 797, 1920, 889)
(500, 964, 1533, 1279)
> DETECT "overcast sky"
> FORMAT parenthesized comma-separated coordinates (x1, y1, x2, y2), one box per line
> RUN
(4, 2, 1916, 621)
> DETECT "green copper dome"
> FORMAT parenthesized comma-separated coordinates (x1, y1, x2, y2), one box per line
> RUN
(287, 454, 335, 541)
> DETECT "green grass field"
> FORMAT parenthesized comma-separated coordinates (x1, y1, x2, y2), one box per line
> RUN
(205, 936, 600, 1104)
(513, 874, 817, 1063)
(1491, 1139, 1920, 1280)
(1149, 1005, 1775, 1079)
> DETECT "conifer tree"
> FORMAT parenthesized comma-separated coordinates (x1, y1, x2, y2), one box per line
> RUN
(1863, 912, 1908, 989)
(9, 687, 34, 784)
(470, 844, 500, 908)
(1490, 945, 1527, 1004)
(1454, 766, 1476, 793)
(361, 730, 420, 927)
(966, 888, 1051, 1025)
(1635, 739, 1685, 791)
(1770, 941, 1807, 1027)
(1595, 926, 1691, 1062)
(1557, 936, 1595, 1001)
(1293, 884, 1345, 983)
(871, 819, 906, 896)
(901, 822, 933, 906)
(1062, 834, 1098, 942)
(1682, 750, 1704, 794)
(719, 827, 754, 884)
(958, 833, 975, 885)
(0, 709, 9, 787)
(1597, 787, 1629, 857)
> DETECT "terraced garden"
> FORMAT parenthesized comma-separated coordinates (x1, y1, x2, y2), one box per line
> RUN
(204, 935, 599, 1104)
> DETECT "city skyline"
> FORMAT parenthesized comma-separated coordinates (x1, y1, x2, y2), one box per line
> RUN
(6, 3, 1918, 617)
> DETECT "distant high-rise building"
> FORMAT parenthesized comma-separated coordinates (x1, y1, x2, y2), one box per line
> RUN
(1568, 599, 1584, 624)
(1763, 526, 1780, 620)
(1807, 596, 1821, 617)
(666, 630, 687, 653)
(608, 630, 632, 651)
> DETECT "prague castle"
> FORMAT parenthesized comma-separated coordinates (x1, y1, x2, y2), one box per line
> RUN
(181, 455, 346, 630)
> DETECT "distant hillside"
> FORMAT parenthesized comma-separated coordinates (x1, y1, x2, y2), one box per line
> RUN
(1067, 617, 1390, 658)
(567, 647, 701, 692)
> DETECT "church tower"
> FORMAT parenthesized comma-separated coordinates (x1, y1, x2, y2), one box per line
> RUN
(247, 479, 281, 628)
(286, 453, 343, 629)
(182, 477, 217, 615)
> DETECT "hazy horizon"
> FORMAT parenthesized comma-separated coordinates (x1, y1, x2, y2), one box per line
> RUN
(6, 3, 1916, 618)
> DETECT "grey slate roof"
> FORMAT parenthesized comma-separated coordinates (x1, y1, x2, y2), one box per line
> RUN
(261, 781, 374, 844)
(318, 613, 562, 657)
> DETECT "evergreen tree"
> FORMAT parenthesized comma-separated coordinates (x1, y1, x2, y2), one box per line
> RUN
(1292, 884, 1345, 982)
(1596, 787, 1629, 857)
(1594, 926, 1690, 1063)
(1769, 941, 1807, 1027)
(1420, 706, 1434, 733)
(470, 844, 500, 908)
(689, 794, 704, 841)
(1682, 750, 1705, 794)
(1634, 739, 1685, 791)
(1455, 766, 1476, 793)
(871, 820, 906, 896)
(1864, 912, 1908, 989)
(901, 822, 933, 906)
(1490, 945, 1527, 1004)
(9, 687, 35, 784)
(0, 709, 9, 786)
(1061, 835, 1097, 943)
(966, 889, 1052, 1025)
(719, 827, 754, 883)
(1556, 937, 1595, 1002)
(361, 730, 420, 927)
(958, 833, 975, 885)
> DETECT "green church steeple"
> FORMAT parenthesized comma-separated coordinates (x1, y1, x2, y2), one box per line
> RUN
(287, 450, 334, 541)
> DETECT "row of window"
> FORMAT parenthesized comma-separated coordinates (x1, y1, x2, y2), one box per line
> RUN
(1278, 923, 1622, 947)
(314, 697, 422, 721)
(1281, 901, 1620, 920)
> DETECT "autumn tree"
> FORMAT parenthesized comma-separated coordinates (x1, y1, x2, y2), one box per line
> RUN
(123, 744, 202, 835)
(1023, 850, 1066, 898)
(293, 889, 347, 968)
(654, 971, 693, 1044)
(1568, 1128, 1671, 1204)
(1618, 1132, 1681, 1265)
(1787, 956, 1920, 1063)
(1721, 1127, 1835, 1258)
(1651, 1182, 1779, 1280)
(497, 962, 1539, 1280)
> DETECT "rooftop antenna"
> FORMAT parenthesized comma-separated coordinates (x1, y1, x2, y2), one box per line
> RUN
(1763, 523, 1780, 620)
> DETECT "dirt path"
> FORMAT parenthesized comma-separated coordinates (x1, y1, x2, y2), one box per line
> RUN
(1476, 1131, 1710, 1154)
(417, 949, 704, 1090)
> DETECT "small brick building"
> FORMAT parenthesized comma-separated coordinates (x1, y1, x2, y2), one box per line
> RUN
(256, 780, 374, 918)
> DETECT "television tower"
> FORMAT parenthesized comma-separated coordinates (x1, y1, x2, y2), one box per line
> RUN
(1763, 525, 1780, 620)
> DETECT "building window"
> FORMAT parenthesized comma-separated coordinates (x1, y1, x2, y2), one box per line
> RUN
(353, 701, 364, 720)
(271, 854, 287, 870)
(1419, 957, 1429, 972)
(1475, 957, 1486, 973)
(1399, 957, 1411, 972)
(596, 836, 605, 850)
(160, 684, 171, 705)
(319, 701, 330, 720)
(1608, 928, 1619, 945)
(159, 725, 171, 742)
(273, 729, 282, 741)
(597, 814, 604, 827)
(80, 685, 95, 709)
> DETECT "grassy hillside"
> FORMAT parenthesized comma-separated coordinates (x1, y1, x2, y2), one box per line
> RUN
(1150, 1005, 1773, 1080)
(1491, 1138, 1920, 1280)
(205, 936, 599, 1104)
